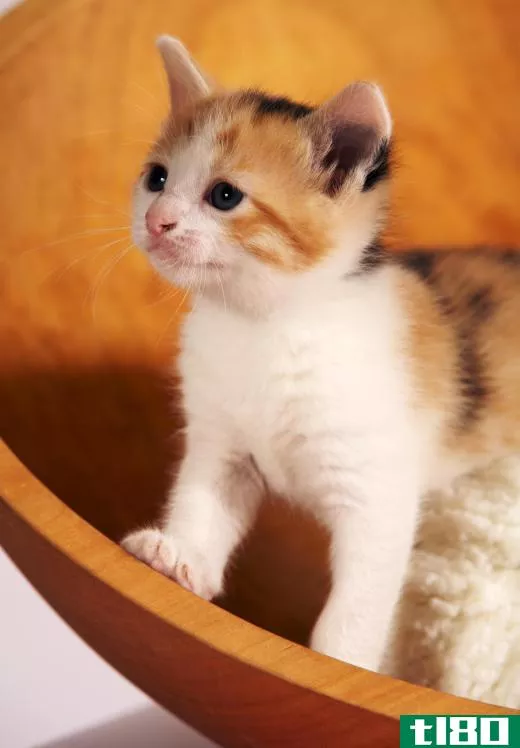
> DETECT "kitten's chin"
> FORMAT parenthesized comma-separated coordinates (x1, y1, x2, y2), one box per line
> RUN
(140, 237, 227, 288)
(154, 260, 226, 290)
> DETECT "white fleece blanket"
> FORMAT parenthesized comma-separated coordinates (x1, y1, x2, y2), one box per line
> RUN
(389, 458, 520, 709)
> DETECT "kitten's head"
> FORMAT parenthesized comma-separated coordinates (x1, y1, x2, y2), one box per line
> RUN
(133, 37, 392, 307)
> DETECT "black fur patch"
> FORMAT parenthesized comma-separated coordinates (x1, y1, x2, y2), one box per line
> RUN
(468, 286, 495, 322)
(458, 286, 495, 422)
(362, 140, 391, 191)
(184, 117, 195, 137)
(322, 124, 390, 197)
(322, 124, 376, 197)
(356, 242, 388, 274)
(247, 91, 314, 121)
(397, 250, 437, 281)
(500, 249, 520, 266)
(457, 330, 488, 426)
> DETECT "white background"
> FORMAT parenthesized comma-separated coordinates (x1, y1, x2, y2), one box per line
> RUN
(1, 551, 216, 747)
(0, 1, 216, 745)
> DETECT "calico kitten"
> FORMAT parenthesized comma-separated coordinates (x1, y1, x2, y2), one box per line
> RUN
(122, 36, 520, 672)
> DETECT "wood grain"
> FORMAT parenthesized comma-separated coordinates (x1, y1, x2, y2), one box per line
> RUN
(0, 0, 519, 745)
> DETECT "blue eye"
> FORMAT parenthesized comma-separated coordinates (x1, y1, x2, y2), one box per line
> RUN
(146, 164, 168, 192)
(207, 181, 244, 211)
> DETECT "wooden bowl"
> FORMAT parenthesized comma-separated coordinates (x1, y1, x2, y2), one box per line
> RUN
(1, 1, 518, 745)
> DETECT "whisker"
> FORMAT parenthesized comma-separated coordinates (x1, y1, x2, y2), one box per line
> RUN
(153, 257, 191, 348)
(202, 251, 208, 307)
(77, 213, 130, 221)
(144, 283, 180, 308)
(39, 236, 129, 286)
(121, 139, 160, 149)
(18, 226, 131, 260)
(154, 286, 189, 348)
(216, 266, 228, 313)
(124, 100, 156, 121)
(130, 81, 162, 108)
(79, 188, 132, 218)
(205, 234, 228, 311)
(88, 244, 134, 324)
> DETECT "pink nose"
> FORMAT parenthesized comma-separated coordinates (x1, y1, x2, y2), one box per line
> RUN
(145, 203, 178, 237)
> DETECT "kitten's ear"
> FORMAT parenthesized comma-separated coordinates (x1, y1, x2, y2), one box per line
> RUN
(309, 82, 392, 196)
(156, 36, 211, 112)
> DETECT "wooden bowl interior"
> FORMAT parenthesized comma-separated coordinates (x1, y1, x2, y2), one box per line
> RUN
(1, 0, 520, 689)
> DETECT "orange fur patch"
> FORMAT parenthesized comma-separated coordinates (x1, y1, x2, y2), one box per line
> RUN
(215, 105, 332, 269)
(147, 91, 386, 271)
(216, 125, 239, 152)
(397, 265, 459, 424)
(226, 212, 289, 268)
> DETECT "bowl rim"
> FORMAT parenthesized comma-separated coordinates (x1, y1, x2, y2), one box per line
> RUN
(0, 439, 511, 719)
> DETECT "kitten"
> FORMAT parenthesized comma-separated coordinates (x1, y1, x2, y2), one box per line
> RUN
(122, 36, 520, 673)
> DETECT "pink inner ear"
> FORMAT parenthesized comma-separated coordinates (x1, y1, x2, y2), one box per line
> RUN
(321, 83, 392, 142)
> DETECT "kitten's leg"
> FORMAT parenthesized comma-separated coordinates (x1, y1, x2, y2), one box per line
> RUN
(310, 475, 420, 672)
(121, 447, 263, 600)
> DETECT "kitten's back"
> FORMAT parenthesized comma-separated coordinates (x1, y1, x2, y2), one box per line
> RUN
(394, 248, 520, 461)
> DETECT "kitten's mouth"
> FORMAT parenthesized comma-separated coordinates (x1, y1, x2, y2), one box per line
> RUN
(148, 235, 195, 255)
(146, 239, 224, 271)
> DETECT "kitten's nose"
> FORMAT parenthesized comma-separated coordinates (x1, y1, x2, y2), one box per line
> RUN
(145, 202, 178, 237)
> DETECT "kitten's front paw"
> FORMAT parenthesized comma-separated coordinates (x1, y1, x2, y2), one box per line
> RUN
(121, 528, 220, 600)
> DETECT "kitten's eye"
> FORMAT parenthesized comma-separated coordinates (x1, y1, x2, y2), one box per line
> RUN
(146, 164, 168, 193)
(207, 181, 244, 211)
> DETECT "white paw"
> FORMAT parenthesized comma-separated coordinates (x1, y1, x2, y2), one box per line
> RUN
(121, 528, 221, 600)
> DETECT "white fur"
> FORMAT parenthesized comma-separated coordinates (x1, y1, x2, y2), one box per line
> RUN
(132, 121, 242, 289)
(123, 256, 434, 672)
